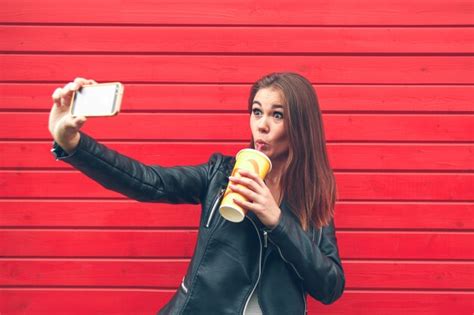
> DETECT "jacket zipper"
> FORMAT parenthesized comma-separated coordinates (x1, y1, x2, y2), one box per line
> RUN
(242, 216, 263, 315)
(263, 230, 268, 248)
(268, 238, 304, 280)
(302, 286, 307, 314)
(180, 276, 188, 294)
(302, 228, 320, 313)
(317, 227, 323, 247)
(205, 188, 225, 228)
(267, 238, 307, 313)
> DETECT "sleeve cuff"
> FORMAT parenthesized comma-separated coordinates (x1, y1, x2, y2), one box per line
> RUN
(50, 136, 82, 161)
(267, 207, 291, 239)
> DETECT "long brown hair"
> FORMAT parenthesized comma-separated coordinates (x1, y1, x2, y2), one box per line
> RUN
(248, 72, 336, 230)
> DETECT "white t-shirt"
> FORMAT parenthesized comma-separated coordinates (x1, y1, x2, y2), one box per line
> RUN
(245, 291, 262, 315)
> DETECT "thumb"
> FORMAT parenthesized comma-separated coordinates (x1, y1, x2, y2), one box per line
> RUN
(72, 116, 87, 129)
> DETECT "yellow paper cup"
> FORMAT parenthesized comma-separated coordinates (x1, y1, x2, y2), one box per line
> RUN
(219, 149, 272, 223)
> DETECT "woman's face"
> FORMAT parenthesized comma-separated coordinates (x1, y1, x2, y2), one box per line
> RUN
(250, 87, 289, 163)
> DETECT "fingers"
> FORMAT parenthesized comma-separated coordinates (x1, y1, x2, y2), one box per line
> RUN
(229, 174, 261, 193)
(52, 88, 62, 106)
(233, 197, 259, 212)
(52, 83, 76, 107)
(73, 77, 90, 85)
(62, 82, 78, 94)
(52, 78, 97, 108)
(228, 182, 260, 203)
(55, 82, 79, 107)
(237, 169, 265, 186)
(74, 77, 98, 86)
(57, 115, 87, 139)
(59, 83, 74, 107)
(72, 116, 87, 129)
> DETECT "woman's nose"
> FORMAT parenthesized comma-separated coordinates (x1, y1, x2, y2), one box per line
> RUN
(257, 116, 270, 133)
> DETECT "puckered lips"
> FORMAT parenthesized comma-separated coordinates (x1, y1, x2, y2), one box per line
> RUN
(255, 139, 269, 151)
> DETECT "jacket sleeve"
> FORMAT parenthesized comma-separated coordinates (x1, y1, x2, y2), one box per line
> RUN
(56, 132, 212, 204)
(267, 207, 345, 304)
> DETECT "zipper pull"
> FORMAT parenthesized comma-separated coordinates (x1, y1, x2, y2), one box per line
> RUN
(205, 188, 226, 228)
(263, 230, 268, 248)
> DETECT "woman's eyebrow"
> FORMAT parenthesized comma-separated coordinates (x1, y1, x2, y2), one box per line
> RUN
(252, 101, 284, 109)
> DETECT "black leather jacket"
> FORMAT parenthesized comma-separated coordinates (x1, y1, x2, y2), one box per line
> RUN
(54, 132, 345, 314)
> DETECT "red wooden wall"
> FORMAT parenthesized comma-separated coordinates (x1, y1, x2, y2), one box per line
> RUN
(1, 0, 473, 314)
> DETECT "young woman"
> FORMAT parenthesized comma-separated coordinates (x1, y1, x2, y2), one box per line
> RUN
(49, 72, 345, 314)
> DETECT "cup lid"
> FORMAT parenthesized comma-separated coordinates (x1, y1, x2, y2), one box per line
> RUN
(236, 148, 272, 173)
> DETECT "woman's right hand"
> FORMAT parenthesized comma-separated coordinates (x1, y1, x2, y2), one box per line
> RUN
(49, 77, 96, 153)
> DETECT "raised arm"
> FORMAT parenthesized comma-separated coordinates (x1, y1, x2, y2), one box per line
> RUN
(49, 78, 211, 203)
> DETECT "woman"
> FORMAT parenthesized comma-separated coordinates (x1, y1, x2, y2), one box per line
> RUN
(49, 72, 345, 314)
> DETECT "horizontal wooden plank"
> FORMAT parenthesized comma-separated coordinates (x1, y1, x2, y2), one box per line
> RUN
(345, 261, 474, 290)
(0, 289, 471, 315)
(1, 230, 472, 260)
(2, 83, 473, 113)
(2, 26, 473, 53)
(0, 289, 172, 315)
(336, 173, 473, 201)
(335, 202, 474, 230)
(0, 200, 472, 230)
(343, 232, 474, 260)
(2, 142, 472, 171)
(0, 142, 242, 169)
(0, 230, 199, 258)
(1, 113, 473, 142)
(1, 260, 472, 290)
(1, 0, 472, 25)
(313, 291, 474, 315)
(0, 259, 185, 289)
(0, 201, 201, 228)
(1, 172, 472, 201)
(1, 55, 472, 84)
(4, 113, 250, 141)
(328, 144, 474, 171)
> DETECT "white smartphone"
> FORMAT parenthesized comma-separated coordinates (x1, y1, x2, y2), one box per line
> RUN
(70, 82, 124, 117)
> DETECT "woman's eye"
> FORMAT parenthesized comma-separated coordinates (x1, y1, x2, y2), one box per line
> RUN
(252, 108, 262, 116)
(273, 112, 283, 120)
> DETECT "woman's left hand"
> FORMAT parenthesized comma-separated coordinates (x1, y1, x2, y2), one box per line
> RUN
(228, 169, 281, 228)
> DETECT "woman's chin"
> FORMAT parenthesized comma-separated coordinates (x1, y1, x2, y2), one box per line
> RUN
(255, 146, 271, 157)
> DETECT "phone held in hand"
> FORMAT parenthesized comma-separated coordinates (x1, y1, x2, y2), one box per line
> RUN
(70, 82, 124, 117)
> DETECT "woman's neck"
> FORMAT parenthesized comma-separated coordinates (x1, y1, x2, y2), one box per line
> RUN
(266, 164, 284, 205)
(266, 160, 285, 187)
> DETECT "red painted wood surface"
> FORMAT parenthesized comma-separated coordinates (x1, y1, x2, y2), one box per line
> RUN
(2, 84, 473, 113)
(1, 290, 471, 315)
(2, 0, 473, 25)
(1, 201, 472, 230)
(1, 230, 473, 260)
(1, 259, 472, 290)
(1, 0, 473, 314)
(1, 113, 473, 141)
(2, 171, 473, 200)
(2, 142, 473, 171)
(2, 55, 473, 84)
(2, 26, 474, 54)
